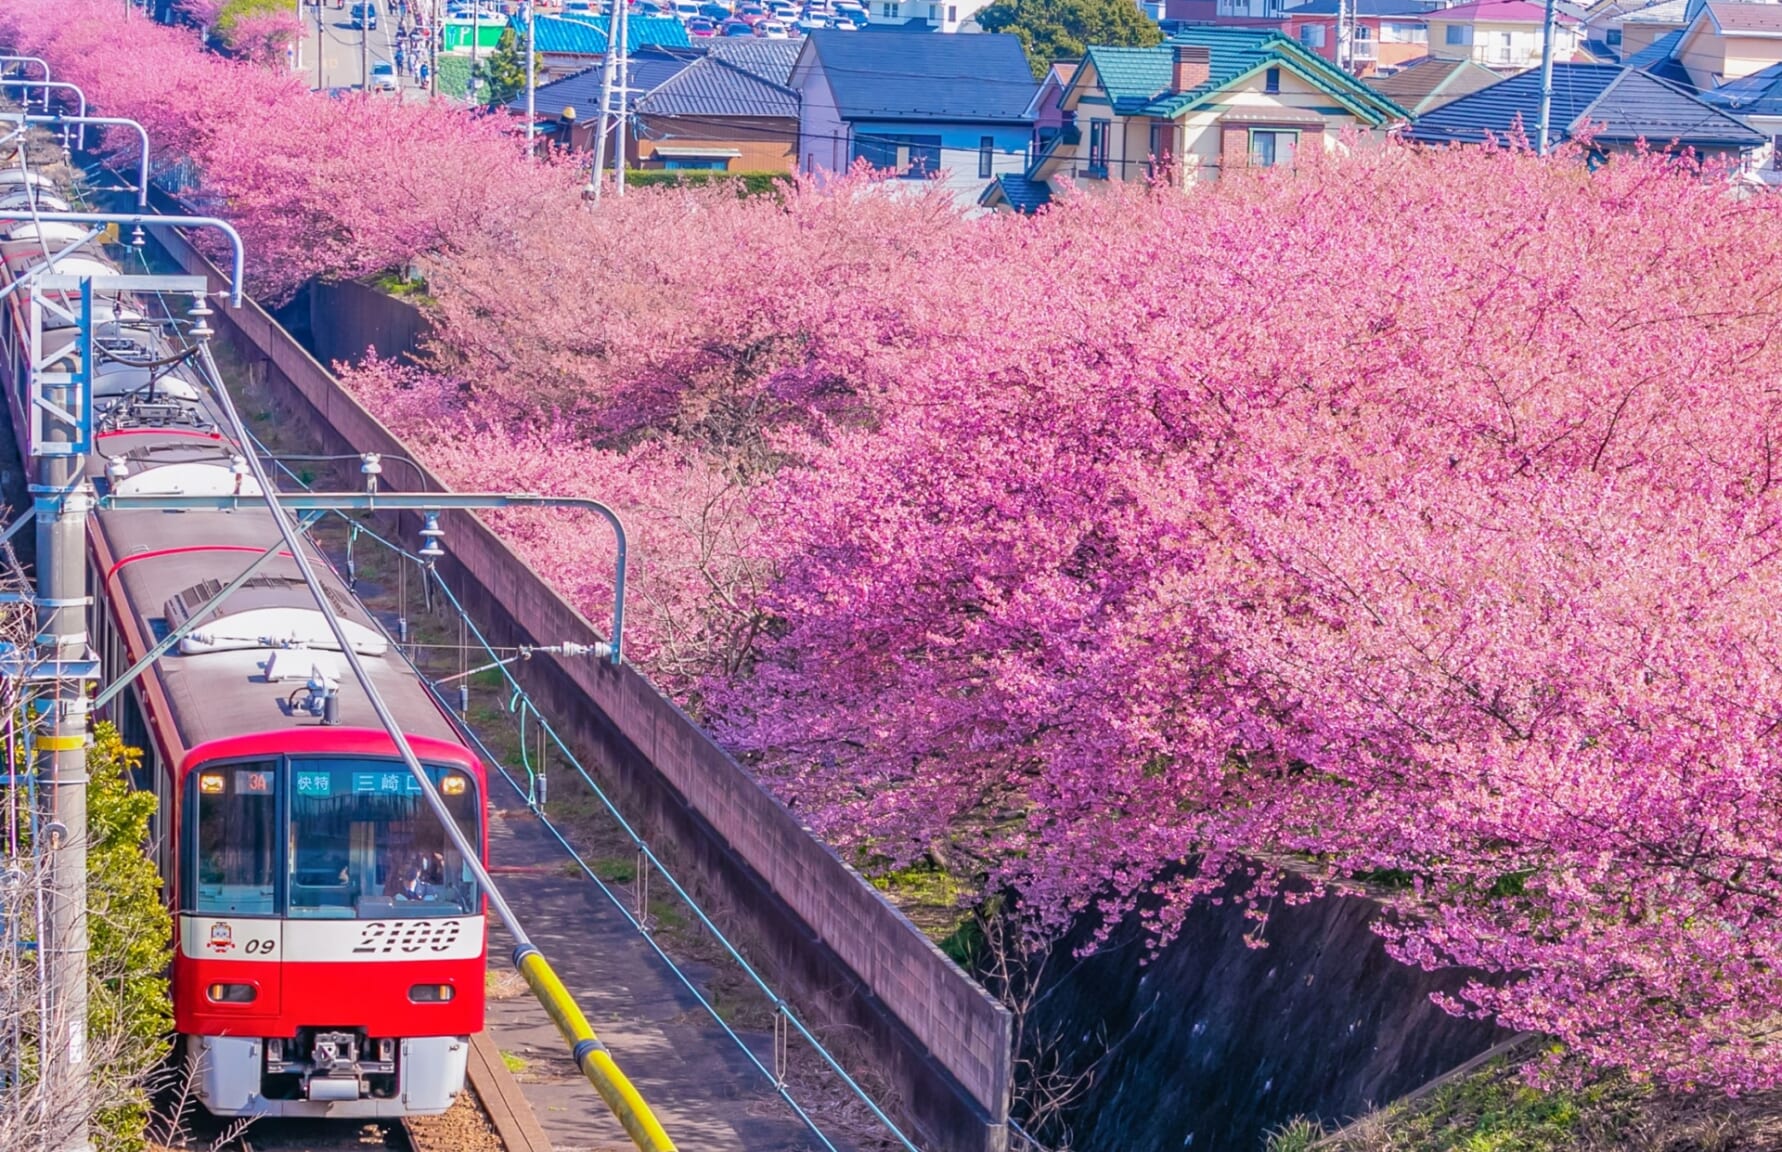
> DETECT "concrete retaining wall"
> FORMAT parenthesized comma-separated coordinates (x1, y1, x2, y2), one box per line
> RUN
(152, 225, 1013, 1152)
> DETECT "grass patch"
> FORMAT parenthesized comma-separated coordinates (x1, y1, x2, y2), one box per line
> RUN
(1318, 1042, 1782, 1152)
(499, 1050, 528, 1075)
(868, 860, 975, 946)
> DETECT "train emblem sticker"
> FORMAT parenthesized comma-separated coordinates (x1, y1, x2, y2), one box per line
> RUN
(207, 922, 235, 955)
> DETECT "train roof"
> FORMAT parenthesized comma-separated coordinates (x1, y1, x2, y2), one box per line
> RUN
(90, 432, 466, 766)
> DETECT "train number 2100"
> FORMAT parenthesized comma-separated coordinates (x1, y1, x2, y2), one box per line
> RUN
(351, 920, 464, 955)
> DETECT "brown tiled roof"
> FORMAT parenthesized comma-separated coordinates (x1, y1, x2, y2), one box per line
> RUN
(1706, 0, 1782, 34)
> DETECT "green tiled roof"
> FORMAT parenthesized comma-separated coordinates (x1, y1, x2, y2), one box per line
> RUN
(1080, 27, 1408, 124)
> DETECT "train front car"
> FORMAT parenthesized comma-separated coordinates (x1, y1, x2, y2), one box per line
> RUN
(177, 732, 487, 1117)
(87, 431, 490, 1119)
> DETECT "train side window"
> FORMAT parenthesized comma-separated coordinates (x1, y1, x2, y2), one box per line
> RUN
(187, 761, 277, 916)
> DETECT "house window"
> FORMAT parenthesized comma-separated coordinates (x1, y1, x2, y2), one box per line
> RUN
(854, 133, 944, 178)
(1497, 30, 1513, 61)
(1264, 66, 1281, 92)
(1249, 128, 1298, 167)
(880, 1, 894, 13)
(928, 2, 937, 16)
(978, 135, 994, 178)
(663, 157, 730, 171)
(1444, 24, 1472, 45)
(1380, 21, 1425, 42)
(1300, 23, 1325, 47)
(1354, 24, 1370, 39)
(1088, 118, 1110, 177)
(947, 3, 955, 18)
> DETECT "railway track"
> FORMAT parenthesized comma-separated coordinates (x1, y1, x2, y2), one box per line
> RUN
(157, 1033, 538, 1152)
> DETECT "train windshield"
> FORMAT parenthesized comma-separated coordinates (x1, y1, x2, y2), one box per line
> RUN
(287, 759, 481, 920)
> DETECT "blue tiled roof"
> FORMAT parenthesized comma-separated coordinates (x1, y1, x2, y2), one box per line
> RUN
(705, 37, 801, 86)
(1080, 28, 1407, 123)
(504, 47, 697, 118)
(1407, 62, 1762, 149)
(635, 55, 799, 117)
(983, 173, 1052, 213)
(518, 12, 692, 53)
(796, 30, 1036, 122)
(1623, 28, 1684, 69)
(1698, 61, 1782, 116)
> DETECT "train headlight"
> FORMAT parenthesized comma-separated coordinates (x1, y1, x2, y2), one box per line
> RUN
(198, 773, 224, 794)
(206, 983, 256, 1004)
(441, 774, 467, 796)
(408, 984, 455, 1003)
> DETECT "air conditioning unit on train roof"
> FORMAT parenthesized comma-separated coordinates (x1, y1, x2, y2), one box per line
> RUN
(168, 577, 388, 658)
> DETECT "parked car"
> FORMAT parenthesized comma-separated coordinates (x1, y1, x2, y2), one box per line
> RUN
(756, 18, 789, 35)
(793, 14, 825, 29)
(833, 0, 866, 18)
(348, 0, 378, 27)
(370, 60, 398, 90)
(831, 12, 861, 26)
(720, 17, 755, 33)
(736, 3, 768, 21)
(673, 0, 701, 14)
(687, 15, 718, 33)
(634, 0, 670, 14)
(769, 1, 796, 16)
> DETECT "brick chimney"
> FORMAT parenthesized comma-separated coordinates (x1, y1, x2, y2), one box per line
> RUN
(1172, 43, 1211, 92)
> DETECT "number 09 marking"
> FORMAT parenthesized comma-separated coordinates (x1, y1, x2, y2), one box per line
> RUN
(244, 938, 276, 955)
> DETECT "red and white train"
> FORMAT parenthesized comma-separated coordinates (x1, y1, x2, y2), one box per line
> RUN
(0, 166, 487, 1117)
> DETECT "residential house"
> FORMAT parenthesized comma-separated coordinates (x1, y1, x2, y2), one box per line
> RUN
(1406, 60, 1764, 158)
(1028, 62, 1079, 151)
(1366, 54, 1505, 110)
(984, 28, 1408, 210)
(503, 47, 698, 158)
(1622, 28, 1694, 82)
(1281, 0, 1433, 74)
(1673, 0, 1782, 88)
(1616, 0, 1689, 56)
(864, 0, 992, 32)
(1426, 0, 1584, 70)
(1695, 59, 1782, 174)
(633, 41, 804, 172)
(519, 13, 693, 81)
(790, 31, 1038, 202)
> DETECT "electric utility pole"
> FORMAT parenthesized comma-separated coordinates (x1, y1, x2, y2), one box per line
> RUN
(526, 0, 537, 153)
(361, 0, 370, 91)
(591, 0, 618, 197)
(35, 294, 94, 1152)
(316, 0, 325, 90)
(1537, 0, 1557, 153)
(612, 0, 628, 194)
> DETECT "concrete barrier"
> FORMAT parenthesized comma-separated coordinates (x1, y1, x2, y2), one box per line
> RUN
(152, 224, 1014, 1152)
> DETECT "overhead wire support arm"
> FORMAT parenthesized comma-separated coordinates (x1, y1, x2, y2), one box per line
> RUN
(0, 80, 88, 145)
(96, 491, 628, 663)
(0, 212, 246, 306)
(0, 56, 52, 82)
(0, 113, 151, 207)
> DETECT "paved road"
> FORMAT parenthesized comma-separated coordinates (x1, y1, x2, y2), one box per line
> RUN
(296, 0, 428, 100)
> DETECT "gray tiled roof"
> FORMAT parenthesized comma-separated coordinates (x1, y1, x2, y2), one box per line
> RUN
(796, 30, 1037, 122)
(1407, 61, 1762, 149)
(1702, 0, 1782, 33)
(705, 37, 802, 86)
(635, 56, 800, 118)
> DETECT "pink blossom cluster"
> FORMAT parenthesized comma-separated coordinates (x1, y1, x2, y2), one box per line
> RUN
(0, 0, 571, 300)
(11, 0, 1782, 1093)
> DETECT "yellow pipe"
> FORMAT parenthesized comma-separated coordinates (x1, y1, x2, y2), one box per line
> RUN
(514, 946, 678, 1152)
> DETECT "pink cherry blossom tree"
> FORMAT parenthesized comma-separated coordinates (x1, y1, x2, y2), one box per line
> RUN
(10, 0, 1782, 1097)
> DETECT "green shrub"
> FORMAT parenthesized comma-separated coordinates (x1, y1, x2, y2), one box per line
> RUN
(624, 170, 793, 198)
(86, 723, 172, 1152)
